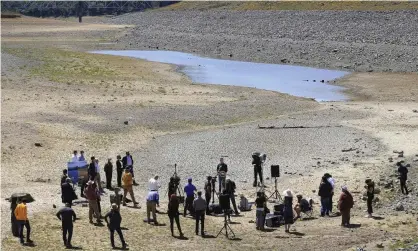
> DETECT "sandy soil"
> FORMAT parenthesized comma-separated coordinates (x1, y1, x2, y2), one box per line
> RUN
(1, 15, 418, 251)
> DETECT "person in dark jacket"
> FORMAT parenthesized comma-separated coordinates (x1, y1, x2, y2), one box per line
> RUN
(338, 186, 354, 227)
(225, 178, 239, 215)
(217, 158, 228, 192)
(116, 155, 123, 188)
(318, 176, 333, 217)
(104, 204, 127, 249)
(168, 194, 184, 237)
(397, 162, 409, 195)
(204, 176, 212, 214)
(61, 169, 68, 185)
(252, 153, 263, 187)
(104, 158, 113, 190)
(365, 179, 375, 218)
(255, 192, 266, 230)
(56, 203, 76, 248)
(122, 152, 137, 185)
(61, 178, 77, 206)
(88, 156, 97, 180)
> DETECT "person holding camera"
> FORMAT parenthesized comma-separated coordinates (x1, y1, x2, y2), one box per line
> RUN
(225, 178, 239, 215)
(252, 153, 263, 187)
(183, 178, 197, 217)
(397, 161, 409, 195)
(217, 158, 228, 193)
(204, 176, 212, 214)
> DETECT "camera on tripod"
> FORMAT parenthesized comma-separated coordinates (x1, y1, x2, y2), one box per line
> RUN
(209, 176, 217, 185)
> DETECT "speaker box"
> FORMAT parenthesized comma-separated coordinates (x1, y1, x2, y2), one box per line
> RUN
(271, 165, 280, 178)
(274, 204, 284, 212)
(219, 194, 231, 210)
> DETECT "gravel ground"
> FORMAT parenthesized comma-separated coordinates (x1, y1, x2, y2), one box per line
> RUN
(104, 10, 418, 72)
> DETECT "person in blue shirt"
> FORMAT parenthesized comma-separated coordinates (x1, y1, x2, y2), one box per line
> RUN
(146, 190, 159, 225)
(183, 178, 196, 217)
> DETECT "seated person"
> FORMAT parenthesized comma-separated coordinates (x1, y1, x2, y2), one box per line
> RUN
(294, 195, 311, 218)
(239, 194, 251, 211)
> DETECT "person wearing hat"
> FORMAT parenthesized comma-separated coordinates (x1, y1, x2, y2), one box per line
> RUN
(116, 155, 123, 188)
(183, 178, 197, 217)
(225, 177, 239, 215)
(14, 199, 33, 245)
(122, 168, 139, 207)
(104, 158, 113, 190)
(56, 202, 77, 248)
(83, 180, 101, 224)
(283, 189, 294, 233)
(364, 179, 375, 218)
(168, 194, 183, 237)
(104, 204, 127, 249)
(61, 178, 77, 206)
(338, 185, 354, 227)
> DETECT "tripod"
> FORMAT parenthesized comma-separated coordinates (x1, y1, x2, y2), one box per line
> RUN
(267, 176, 282, 202)
(216, 213, 236, 239)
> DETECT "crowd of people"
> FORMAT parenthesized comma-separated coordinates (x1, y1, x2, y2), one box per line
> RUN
(11, 152, 411, 248)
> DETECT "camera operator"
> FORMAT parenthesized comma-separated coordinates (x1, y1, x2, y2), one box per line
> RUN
(252, 153, 263, 187)
(204, 177, 212, 214)
(219, 190, 232, 221)
(225, 178, 239, 215)
(217, 158, 228, 193)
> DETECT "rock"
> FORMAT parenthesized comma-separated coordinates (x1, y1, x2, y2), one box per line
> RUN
(249, 220, 255, 223)
(320, 80, 325, 83)
(376, 243, 384, 248)
(280, 58, 288, 63)
(398, 151, 404, 158)
(395, 202, 404, 211)
(228, 53, 233, 57)
(373, 197, 379, 202)
(124, 121, 129, 125)
(374, 188, 381, 194)
(342, 148, 356, 152)
(413, 109, 418, 113)
(384, 180, 393, 188)
(332, 49, 338, 52)
(53, 204, 56, 208)
(34, 143, 42, 147)
(312, 190, 316, 193)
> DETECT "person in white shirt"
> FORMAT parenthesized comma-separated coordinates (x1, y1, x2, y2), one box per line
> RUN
(71, 150, 79, 162)
(148, 175, 160, 192)
(95, 159, 103, 192)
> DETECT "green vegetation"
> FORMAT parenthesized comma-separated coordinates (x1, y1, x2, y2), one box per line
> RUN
(390, 236, 418, 250)
(161, 1, 418, 11)
(3, 48, 121, 83)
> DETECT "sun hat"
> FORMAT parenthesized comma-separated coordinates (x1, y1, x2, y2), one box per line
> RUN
(283, 189, 293, 198)
(341, 185, 348, 191)
(111, 203, 118, 210)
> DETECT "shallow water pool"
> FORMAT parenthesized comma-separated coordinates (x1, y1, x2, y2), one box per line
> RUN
(91, 50, 349, 101)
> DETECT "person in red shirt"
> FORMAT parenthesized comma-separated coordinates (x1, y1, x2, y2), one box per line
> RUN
(338, 185, 354, 227)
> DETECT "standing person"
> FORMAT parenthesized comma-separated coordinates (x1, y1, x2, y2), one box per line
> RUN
(95, 159, 104, 193)
(83, 180, 101, 224)
(116, 155, 123, 188)
(338, 186, 354, 227)
(104, 158, 113, 190)
(88, 156, 97, 180)
(61, 169, 68, 185)
(78, 151, 86, 161)
(318, 176, 333, 217)
(14, 199, 33, 245)
(122, 169, 139, 207)
(204, 176, 212, 214)
(56, 203, 76, 248)
(148, 175, 160, 192)
(183, 178, 197, 217)
(168, 194, 183, 237)
(255, 192, 266, 230)
(225, 178, 239, 215)
(168, 177, 177, 201)
(61, 178, 77, 206)
(283, 189, 294, 233)
(122, 152, 137, 185)
(365, 179, 375, 218)
(71, 150, 79, 162)
(193, 191, 206, 236)
(217, 158, 228, 192)
(324, 173, 335, 213)
(397, 162, 409, 195)
(146, 190, 159, 225)
(252, 153, 263, 187)
(104, 204, 127, 249)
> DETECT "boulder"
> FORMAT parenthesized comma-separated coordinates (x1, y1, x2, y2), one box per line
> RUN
(395, 202, 404, 211)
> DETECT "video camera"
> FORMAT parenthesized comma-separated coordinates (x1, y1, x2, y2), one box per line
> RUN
(252, 152, 267, 165)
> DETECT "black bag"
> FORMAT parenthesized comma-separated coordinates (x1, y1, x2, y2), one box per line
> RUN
(274, 204, 284, 212)
(209, 204, 223, 214)
(265, 214, 281, 227)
